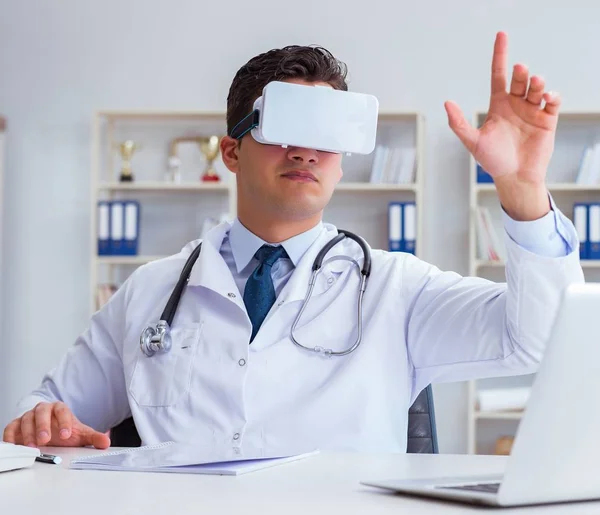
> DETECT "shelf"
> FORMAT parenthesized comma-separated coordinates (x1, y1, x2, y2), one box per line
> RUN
(476, 183, 600, 193)
(97, 182, 230, 192)
(96, 256, 168, 265)
(96, 182, 416, 193)
(336, 182, 417, 191)
(476, 259, 600, 269)
(475, 411, 524, 420)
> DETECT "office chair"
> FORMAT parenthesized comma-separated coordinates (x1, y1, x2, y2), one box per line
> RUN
(110, 385, 438, 453)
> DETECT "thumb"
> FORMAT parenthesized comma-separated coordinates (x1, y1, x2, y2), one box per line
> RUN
(444, 101, 478, 154)
(79, 423, 111, 449)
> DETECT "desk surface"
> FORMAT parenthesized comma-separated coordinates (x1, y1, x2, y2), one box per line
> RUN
(1, 447, 599, 514)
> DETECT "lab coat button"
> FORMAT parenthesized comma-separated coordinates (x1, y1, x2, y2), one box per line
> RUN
(327, 277, 335, 285)
(227, 292, 237, 298)
(233, 433, 240, 440)
(238, 358, 246, 367)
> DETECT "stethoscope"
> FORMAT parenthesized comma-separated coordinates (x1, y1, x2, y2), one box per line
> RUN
(140, 230, 372, 358)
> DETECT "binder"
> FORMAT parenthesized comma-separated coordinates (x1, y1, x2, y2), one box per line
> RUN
(388, 202, 403, 251)
(97, 201, 110, 256)
(573, 203, 589, 260)
(589, 204, 600, 260)
(110, 201, 124, 255)
(123, 201, 140, 256)
(403, 202, 416, 254)
(476, 164, 494, 183)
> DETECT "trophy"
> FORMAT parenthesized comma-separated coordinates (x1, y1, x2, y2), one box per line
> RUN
(115, 140, 141, 182)
(199, 135, 222, 182)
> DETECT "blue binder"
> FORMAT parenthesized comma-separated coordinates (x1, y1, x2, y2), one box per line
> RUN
(122, 200, 140, 256)
(388, 202, 403, 251)
(403, 202, 416, 254)
(476, 164, 494, 184)
(97, 201, 111, 256)
(588, 203, 600, 260)
(573, 203, 589, 260)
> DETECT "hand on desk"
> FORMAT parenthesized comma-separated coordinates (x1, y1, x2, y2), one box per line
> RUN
(2, 401, 110, 449)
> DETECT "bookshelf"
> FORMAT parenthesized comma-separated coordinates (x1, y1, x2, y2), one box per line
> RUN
(90, 111, 425, 315)
(0, 117, 5, 335)
(467, 111, 600, 454)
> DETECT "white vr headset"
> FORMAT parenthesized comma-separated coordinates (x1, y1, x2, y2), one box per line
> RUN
(228, 81, 379, 155)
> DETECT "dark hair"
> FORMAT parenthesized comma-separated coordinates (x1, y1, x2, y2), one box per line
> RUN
(226, 45, 349, 136)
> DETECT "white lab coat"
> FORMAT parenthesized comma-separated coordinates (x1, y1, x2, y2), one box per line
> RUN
(17, 220, 584, 452)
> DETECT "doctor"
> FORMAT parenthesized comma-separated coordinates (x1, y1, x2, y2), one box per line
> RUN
(4, 32, 584, 452)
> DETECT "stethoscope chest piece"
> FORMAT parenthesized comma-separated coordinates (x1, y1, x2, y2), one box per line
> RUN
(140, 320, 172, 357)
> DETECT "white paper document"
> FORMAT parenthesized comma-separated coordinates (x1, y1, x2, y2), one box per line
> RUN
(69, 441, 318, 476)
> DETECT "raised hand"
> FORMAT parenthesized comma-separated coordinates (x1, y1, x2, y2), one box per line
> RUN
(445, 31, 559, 221)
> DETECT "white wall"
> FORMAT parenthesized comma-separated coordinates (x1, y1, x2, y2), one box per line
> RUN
(1, 0, 598, 452)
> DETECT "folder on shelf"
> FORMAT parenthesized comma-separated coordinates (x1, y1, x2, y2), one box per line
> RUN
(573, 203, 589, 260)
(589, 203, 600, 260)
(388, 202, 403, 251)
(403, 202, 416, 254)
(109, 201, 124, 255)
(476, 163, 494, 184)
(123, 200, 140, 256)
(97, 201, 111, 256)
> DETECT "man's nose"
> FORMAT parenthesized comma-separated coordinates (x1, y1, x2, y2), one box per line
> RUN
(287, 146, 319, 164)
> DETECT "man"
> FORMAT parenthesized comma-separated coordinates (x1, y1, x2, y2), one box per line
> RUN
(3, 32, 583, 452)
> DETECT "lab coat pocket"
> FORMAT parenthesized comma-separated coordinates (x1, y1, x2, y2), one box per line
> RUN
(129, 323, 202, 407)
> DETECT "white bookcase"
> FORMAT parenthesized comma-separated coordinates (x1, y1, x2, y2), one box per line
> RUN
(466, 111, 600, 454)
(90, 111, 425, 315)
(0, 117, 5, 330)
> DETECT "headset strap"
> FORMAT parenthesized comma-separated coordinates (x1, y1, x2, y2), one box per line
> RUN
(229, 110, 260, 139)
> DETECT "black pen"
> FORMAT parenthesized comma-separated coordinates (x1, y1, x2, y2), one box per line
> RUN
(35, 452, 62, 465)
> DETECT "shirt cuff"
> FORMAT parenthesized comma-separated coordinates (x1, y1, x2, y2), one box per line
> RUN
(502, 193, 573, 258)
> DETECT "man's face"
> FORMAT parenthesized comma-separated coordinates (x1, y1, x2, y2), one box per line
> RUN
(221, 79, 343, 222)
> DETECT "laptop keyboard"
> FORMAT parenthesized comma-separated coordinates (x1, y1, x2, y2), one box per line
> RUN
(436, 482, 501, 494)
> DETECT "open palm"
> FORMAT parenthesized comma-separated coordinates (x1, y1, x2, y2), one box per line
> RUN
(445, 32, 561, 187)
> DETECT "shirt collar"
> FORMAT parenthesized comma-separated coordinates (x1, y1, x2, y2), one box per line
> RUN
(229, 218, 324, 273)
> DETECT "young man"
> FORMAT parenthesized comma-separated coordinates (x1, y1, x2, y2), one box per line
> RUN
(3, 33, 583, 452)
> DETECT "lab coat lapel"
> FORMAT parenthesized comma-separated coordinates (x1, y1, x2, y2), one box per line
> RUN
(186, 222, 245, 310)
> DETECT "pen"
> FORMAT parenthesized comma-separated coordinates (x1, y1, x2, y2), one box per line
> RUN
(35, 453, 62, 465)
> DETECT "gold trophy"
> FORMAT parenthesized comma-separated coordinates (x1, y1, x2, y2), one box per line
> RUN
(199, 135, 222, 182)
(115, 140, 141, 182)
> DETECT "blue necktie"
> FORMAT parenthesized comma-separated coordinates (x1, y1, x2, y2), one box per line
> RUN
(244, 244, 288, 342)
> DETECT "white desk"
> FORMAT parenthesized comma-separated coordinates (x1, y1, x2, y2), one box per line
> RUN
(1, 447, 599, 514)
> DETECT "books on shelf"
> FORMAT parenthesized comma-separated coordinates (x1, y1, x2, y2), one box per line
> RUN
(96, 283, 118, 309)
(474, 206, 502, 261)
(97, 200, 140, 256)
(369, 145, 416, 184)
(575, 143, 600, 185)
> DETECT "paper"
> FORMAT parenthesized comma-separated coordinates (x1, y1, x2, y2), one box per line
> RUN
(69, 441, 318, 476)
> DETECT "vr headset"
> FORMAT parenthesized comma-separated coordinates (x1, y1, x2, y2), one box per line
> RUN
(229, 81, 379, 155)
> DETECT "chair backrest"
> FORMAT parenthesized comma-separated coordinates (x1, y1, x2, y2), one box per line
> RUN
(110, 384, 438, 453)
(407, 384, 439, 453)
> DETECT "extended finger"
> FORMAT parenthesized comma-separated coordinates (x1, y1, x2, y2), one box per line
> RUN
(83, 425, 111, 450)
(53, 402, 74, 440)
(543, 91, 561, 116)
(3, 419, 21, 443)
(509, 64, 529, 97)
(526, 75, 546, 105)
(491, 31, 509, 95)
(34, 403, 54, 445)
(20, 411, 37, 447)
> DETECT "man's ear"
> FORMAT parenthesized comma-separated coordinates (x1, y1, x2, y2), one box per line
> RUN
(220, 136, 240, 174)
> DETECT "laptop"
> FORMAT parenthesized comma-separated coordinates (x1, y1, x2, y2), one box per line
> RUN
(362, 282, 600, 507)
